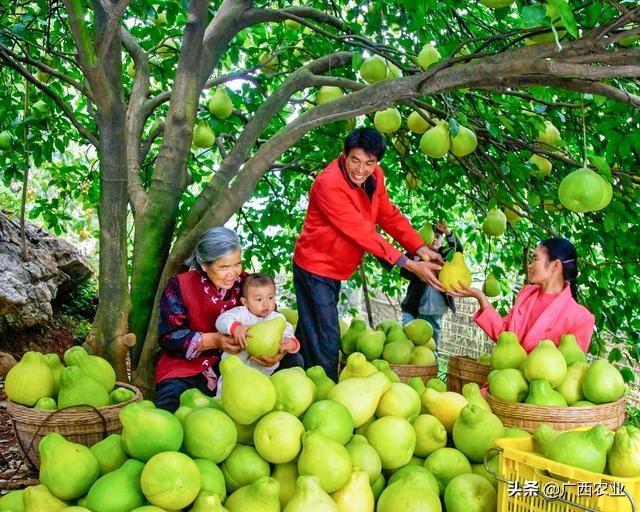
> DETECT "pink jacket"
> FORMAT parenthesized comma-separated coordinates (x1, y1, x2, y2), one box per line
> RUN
(473, 284, 595, 353)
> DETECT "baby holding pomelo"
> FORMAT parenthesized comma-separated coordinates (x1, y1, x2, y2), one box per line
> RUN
(215, 272, 301, 395)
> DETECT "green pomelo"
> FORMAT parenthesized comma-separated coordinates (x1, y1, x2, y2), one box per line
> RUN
(412, 414, 448, 457)
(297, 430, 352, 493)
(366, 416, 416, 470)
(424, 447, 472, 495)
(444, 473, 497, 512)
(302, 399, 354, 445)
(345, 434, 382, 484)
(253, 411, 304, 463)
(39, 432, 100, 501)
(90, 433, 128, 475)
(222, 445, 271, 494)
(140, 451, 202, 510)
(5, 351, 54, 406)
(183, 407, 237, 463)
(375, 383, 421, 421)
(452, 404, 505, 462)
(86, 459, 146, 512)
(220, 355, 277, 425)
(271, 367, 315, 417)
(523, 340, 567, 388)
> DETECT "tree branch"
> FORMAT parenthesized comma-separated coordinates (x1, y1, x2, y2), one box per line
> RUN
(148, 0, 209, 198)
(96, 0, 130, 59)
(121, 26, 149, 215)
(0, 43, 93, 100)
(61, 0, 98, 69)
(0, 48, 99, 147)
(139, 121, 164, 164)
(180, 51, 355, 234)
(142, 71, 259, 120)
(497, 77, 640, 108)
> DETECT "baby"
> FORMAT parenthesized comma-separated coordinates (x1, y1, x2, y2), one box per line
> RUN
(215, 273, 299, 395)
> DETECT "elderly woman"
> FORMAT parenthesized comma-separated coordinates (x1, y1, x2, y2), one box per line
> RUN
(154, 227, 248, 411)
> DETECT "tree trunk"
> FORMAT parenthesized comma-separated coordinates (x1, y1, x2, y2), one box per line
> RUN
(129, 189, 183, 367)
(128, 0, 210, 367)
(132, 195, 240, 396)
(84, 115, 131, 380)
(82, 18, 131, 382)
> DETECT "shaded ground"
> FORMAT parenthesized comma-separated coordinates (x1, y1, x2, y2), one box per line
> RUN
(0, 381, 39, 491)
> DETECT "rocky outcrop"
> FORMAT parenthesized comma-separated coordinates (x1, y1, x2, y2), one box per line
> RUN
(0, 211, 93, 334)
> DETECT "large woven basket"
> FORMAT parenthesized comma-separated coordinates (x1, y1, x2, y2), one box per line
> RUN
(486, 393, 627, 433)
(338, 353, 438, 383)
(389, 363, 439, 383)
(5, 381, 142, 468)
(447, 355, 492, 393)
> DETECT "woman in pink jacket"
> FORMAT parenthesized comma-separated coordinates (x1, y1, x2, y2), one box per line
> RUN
(449, 238, 595, 353)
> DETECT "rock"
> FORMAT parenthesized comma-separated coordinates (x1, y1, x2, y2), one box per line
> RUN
(0, 211, 92, 334)
(0, 351, 18, 377)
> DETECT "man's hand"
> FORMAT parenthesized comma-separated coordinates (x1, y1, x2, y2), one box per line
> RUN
(405, 258, 445, 291)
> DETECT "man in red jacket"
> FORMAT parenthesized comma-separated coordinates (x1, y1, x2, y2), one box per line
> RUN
(293, 127, 444, 379)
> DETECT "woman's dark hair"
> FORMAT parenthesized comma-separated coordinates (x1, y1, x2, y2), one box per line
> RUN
(540, 238, 579, 299)
(344, 127, 386, 161)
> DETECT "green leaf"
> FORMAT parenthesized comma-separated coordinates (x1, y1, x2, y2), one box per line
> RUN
(603, 211, 616, 232)
(448, 118, 460, 138)
(589, 155, 611, 178)
(585, 2, 604, 26)
(494, 6, 510, 21)
(352, 53, 363, 74)
(444, 248, 455, 262)
(546, 0, 578, 38)
(520, 5, 547, 29)
(608, 347, 622, 363)
(620, 367, 635, 383)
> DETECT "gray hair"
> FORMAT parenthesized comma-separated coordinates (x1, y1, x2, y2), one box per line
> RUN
(184, 227, 242, 268)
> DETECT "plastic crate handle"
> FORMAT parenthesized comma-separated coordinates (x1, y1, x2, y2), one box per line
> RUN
(483, 448, 637, 512)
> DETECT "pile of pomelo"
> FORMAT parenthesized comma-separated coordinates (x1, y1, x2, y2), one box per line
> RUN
(1, 330, 635, 511)
(4, 347, 134, 410)
(2, 355, 508, 512)
(341, 318, 437, 367)
(487, 331, 626, 407)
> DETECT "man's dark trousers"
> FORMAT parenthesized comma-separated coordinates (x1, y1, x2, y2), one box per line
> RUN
(293, 262, 342, 381)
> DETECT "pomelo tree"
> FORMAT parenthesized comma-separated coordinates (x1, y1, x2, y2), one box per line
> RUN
(0, 0, 638, 393)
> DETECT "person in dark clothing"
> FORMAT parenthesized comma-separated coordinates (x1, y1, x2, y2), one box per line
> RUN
(401, 221, 462, 346)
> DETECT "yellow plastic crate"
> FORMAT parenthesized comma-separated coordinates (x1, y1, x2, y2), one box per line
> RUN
(493, 435, 640, 512)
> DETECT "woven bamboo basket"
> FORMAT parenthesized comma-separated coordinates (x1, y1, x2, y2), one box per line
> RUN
(338, 352, 438, 383)
(447, 355, 492, 393)
(389, 363, 439, 383)
(5, 381, 142, 468)
(485, 393, 627, 433)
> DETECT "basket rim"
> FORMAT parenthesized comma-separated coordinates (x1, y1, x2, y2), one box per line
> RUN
(486, 392, 627, 412)
(4, 381, 142, 417)
(389, 362, 439, 368)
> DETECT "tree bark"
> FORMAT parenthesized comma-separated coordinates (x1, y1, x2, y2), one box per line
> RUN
(82, 12, 131, 382)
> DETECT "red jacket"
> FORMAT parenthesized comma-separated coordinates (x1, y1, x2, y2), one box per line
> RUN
(474, 284, 595, 353)
(294, 157, 425, 280)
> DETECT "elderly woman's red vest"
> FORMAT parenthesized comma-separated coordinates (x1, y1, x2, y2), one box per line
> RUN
(154, 269, 244, 384)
